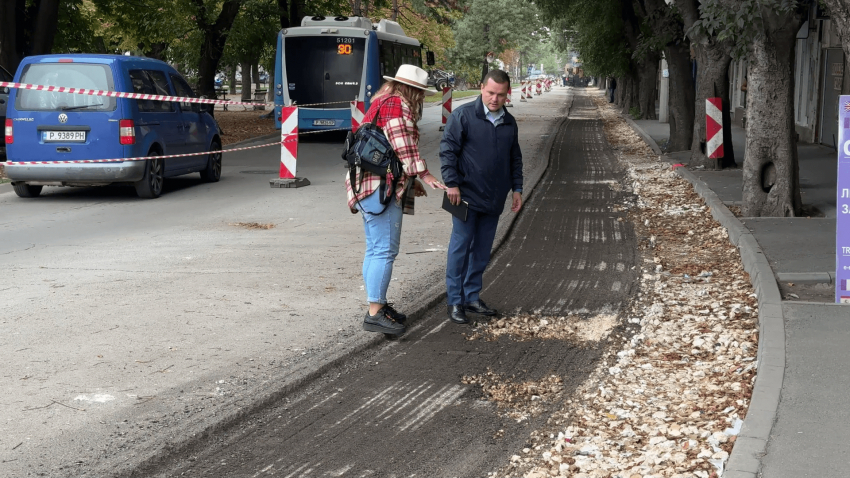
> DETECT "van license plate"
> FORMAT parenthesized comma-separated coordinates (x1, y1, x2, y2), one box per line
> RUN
(43, 131, 86, 142)
(312, 120, 335, 126)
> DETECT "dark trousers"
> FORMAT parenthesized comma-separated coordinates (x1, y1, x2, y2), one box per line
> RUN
(445, 209, 500, 305)
(609, 88, 616, 103)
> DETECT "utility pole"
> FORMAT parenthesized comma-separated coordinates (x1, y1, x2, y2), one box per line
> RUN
(391, 0, 398, 20)
(353, 0, 361, 16)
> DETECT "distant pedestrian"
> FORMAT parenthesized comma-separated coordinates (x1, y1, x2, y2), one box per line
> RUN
(609, 77, 617, 103)
(347, 65, 446, 336)
(439, 69, 523, 324)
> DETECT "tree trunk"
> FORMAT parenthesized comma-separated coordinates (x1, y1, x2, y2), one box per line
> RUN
(267, 70, 275, 101)
(741, 10, 803, 217)
(0, 0, 18, 72)
(688, 42, 735, 168)
(146, 42, 169, 60)
(228, 66, 237, 95)
(637, 53, 660, 120)
(195, 0, 243, 101)
(240, 61, 252, 101)
(278, 0, 290, 28)
(665, 43, 695, 151)
(620, 74, 639, 116)
(252, 62, 261, 91)
(30, 0, 59, 55)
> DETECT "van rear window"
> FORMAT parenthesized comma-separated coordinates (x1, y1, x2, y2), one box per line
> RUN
(16, 63, 116, 112)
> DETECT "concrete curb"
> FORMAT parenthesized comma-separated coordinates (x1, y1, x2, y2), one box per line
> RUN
(623, 119, 784, 478)
(121, 92, 575, 477)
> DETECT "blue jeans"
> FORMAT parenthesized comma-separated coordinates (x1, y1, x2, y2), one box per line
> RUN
(356, 190, 403, 304)
(445, 209, 500, 306)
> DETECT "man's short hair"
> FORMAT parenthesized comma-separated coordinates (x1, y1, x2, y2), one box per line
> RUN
(483, 69, 510, 86)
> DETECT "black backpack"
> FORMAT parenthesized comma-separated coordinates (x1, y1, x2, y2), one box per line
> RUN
(342, 99, 404, 215)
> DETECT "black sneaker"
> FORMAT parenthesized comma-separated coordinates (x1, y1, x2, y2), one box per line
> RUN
(384, 303, 407, 324)
(363, 306, 406, 335)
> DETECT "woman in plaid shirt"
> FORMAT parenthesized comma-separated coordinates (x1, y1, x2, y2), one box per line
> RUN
(347, 65, 445, 336)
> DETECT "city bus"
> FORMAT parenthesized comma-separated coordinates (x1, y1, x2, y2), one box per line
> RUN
(273, 16, 428, 132)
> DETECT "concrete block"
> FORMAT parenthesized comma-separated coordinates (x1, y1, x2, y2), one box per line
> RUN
(727, 436, 768, 474)
(758, 345, 786, 369)
(775, 272, 832, 284)
(750, 364, 784, 410)
(270, 177, 311, 188)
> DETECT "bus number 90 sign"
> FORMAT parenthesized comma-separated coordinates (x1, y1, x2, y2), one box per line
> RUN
(338, 44, 352, 55)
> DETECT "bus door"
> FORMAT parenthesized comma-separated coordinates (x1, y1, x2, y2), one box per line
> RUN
(284, 35, 365, 113)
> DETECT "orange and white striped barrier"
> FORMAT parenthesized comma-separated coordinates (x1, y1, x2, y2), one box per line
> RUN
(706, 97, 724, 162)
(351, 99, 366, 131)
(440, 86, 452, 131)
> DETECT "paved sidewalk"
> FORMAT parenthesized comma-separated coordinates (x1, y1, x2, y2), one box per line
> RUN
(627, 113, 849, 478)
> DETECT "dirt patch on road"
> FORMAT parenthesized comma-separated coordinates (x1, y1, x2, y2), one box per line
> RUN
(214, 110, 278, 146)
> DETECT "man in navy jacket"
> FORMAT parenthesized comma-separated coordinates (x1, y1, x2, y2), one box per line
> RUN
(440, 69, 523, 324)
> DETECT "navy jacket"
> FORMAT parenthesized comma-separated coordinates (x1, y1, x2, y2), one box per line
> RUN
(439, 96, 523, 215)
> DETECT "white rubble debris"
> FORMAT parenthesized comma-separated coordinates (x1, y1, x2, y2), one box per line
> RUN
(471, 96, 759, 478)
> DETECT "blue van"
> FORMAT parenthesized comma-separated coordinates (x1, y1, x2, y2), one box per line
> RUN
(4, 54, 222, 198)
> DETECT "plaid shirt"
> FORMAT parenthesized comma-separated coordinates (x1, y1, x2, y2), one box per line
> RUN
(346, 94, 430, 213)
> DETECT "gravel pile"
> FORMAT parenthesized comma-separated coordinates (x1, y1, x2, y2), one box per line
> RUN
(472, 96, 759, 478)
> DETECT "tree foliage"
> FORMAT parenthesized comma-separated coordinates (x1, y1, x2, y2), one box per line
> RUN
(688, 0, 803, 59)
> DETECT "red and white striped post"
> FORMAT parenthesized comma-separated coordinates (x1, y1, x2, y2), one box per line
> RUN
(351, 99, 366, 131)
(527, 81, 533, 98)
(536, 81, 542, 95)
(706, 97, 724, 169)
(506, 87, 513, 107)
(439, 86, 452, 131)
(520, 82, 527, 101)
(270, 105, 310, 188)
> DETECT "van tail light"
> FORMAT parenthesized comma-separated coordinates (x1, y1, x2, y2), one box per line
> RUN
(5, 119, 12, 144)
(119, 119, 135, 145)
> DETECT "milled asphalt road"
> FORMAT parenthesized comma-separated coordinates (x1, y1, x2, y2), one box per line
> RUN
(127, 90, 640, 478)
(1, 92, 570, 477)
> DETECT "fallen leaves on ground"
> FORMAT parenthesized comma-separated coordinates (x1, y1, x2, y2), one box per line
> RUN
(469, 93, 758, 478)
(214, 110, 278, 146)
(463, 372, 566, 423)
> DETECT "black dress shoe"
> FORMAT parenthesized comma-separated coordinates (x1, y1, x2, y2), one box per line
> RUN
(447, 305, 469, 324)
(463, 299, 497, 316)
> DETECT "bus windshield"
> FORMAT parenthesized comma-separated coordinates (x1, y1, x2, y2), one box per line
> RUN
(285, 36, 365, 108)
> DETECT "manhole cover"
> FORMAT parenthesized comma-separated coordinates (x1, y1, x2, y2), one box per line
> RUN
(240, 170, 279, 174)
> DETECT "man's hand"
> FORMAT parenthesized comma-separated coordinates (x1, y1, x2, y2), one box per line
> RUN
(447, 187, 462, 206)
(511, 191, 522, 212)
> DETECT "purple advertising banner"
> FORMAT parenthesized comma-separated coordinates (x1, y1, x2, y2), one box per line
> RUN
(838, 96, 850, 304)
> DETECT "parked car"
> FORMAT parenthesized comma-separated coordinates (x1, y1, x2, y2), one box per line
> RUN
(4, 54, 222, 198)
(0, 65, 13, 158)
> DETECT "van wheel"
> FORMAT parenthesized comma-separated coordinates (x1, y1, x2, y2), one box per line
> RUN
(200, 140, 222, 182)
(13, 183, 43, 198)
(134, 153, 164, 198)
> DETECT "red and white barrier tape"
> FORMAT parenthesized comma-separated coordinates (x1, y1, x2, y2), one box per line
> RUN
(0, 81, 352, 109)
(6, 127, 350, 165)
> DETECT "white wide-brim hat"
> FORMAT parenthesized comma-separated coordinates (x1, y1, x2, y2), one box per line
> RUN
(383, 64, 436, 96)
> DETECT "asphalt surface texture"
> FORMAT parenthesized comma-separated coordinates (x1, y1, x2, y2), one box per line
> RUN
(127, 91, 640, 478)
(1, 91, 564, 477)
